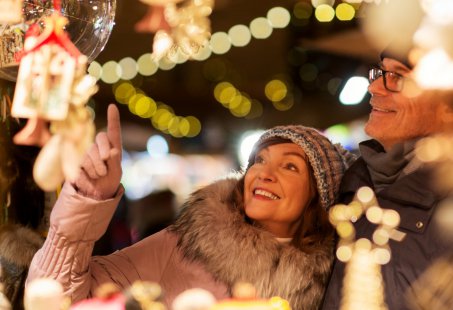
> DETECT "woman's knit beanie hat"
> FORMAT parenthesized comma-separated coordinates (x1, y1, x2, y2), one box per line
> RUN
(247, 125, 356, 210)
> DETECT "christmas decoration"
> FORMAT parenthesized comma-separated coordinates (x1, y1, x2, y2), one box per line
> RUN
(10, 4, 98, 192)
(136, 0, 214, 60)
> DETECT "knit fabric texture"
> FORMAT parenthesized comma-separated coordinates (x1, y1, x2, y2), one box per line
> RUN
(248, 125, 356, 210)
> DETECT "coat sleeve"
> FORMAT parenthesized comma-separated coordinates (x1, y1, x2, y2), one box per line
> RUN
(26, 182, 125, 302)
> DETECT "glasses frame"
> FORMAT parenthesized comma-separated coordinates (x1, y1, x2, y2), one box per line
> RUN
(368, 68, 405, 92)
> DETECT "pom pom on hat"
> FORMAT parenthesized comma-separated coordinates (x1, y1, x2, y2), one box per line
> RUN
(247, 125, 356, 210)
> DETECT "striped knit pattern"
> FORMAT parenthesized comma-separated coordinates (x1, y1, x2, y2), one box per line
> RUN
(249, 125, 356, 210)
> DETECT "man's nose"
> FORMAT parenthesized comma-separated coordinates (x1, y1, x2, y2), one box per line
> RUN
(368, 76, 387, 96)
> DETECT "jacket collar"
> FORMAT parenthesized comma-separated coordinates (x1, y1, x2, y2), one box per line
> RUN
(341, 140, 439, 209)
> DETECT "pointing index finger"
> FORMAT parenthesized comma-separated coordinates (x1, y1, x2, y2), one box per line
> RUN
(107, 104, 122, 151)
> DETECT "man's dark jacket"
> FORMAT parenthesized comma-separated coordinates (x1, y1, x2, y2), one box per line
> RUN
(322, 140, 453, 310)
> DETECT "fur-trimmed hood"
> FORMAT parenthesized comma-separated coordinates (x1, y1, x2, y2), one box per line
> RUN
(170, 178, 334, 310)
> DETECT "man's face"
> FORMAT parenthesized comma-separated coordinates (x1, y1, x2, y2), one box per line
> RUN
(365, 58, 445, 150)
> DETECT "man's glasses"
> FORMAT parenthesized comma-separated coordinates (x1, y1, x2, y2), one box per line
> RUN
(368, 68, 405, 92)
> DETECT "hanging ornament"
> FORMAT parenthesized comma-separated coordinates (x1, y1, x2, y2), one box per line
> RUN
(0, 0, 22, 25)
(10, 1, 98, 192)
(136, 0, 214, 60)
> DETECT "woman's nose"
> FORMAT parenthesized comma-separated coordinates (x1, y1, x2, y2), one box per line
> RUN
(257, 165, 276, 182)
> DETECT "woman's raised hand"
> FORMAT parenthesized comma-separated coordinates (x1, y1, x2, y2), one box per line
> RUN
(72, 104, 123, 200)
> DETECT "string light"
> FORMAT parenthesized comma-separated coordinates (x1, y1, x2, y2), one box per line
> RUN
(89, 5, 294, 83)
(213, 81, 263, 118)
(113, 81, 202, 138)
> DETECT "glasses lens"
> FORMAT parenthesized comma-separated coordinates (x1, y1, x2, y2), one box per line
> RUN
(368, 68, 404, 92)
(384, 72, 403, 92)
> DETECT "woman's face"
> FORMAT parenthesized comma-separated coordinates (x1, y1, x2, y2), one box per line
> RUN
(244, 143, 316, 238)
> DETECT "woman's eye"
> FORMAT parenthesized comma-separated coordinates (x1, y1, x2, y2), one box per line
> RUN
(254, 155, 264, 164)
(285, 163, 299, 171)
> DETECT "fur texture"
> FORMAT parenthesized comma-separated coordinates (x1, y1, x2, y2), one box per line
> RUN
(0, 224, 44, 310)
(170, 178, 334, 310)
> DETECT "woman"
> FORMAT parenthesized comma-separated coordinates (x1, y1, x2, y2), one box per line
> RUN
(27, 105, 355, 309)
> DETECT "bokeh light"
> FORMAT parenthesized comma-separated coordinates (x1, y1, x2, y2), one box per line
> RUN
(250, 17, 273, 39)
(214, 82, 237, 105)
(210, 32, 232, 54)
(245, 100, 264, 119)
(101, 60, 122, 84)
(192, 45, 212, 61)
(336, 3, 355, 21)
(185, 116, 202, 137)
(137, 53, 159, 76)
(135, 96, 157, 118)
(339, 76, 369, 105)
(230, 95, 252, 117)
(272, 94, 294, 111)
(114, 81, 136, 104)
(265, 79, 288, 102)
(147, 135, 169, 158)
(87, 61, 102, 81)
(119, 57, 138, 80)
(158, 57, 177, 70)
(315, 4, 335, 22)
(228, 25, 252, 47)
(293, 2, 313, 20)
(327, 77, 343, 95)
(267, 7, 291, 28)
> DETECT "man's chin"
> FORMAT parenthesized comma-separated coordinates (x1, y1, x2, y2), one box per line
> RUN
(364, 122, 375, 138)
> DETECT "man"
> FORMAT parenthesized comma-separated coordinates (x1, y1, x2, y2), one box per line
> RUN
(321, 50, 453, 309)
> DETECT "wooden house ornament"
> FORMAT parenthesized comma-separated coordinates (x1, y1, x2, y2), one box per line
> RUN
(11, 13, 82, 145)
